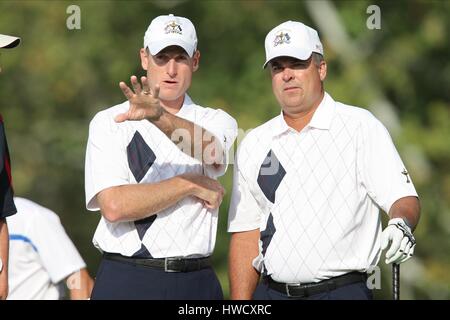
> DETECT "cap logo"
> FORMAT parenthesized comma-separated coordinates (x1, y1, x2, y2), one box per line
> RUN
(273, 31, 290, 47)
(165, 21, 182, 35)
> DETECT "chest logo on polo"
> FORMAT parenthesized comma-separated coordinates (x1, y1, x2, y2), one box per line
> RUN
(273, 30, 291, 47)
(257, 150, 286, 203)
(165, 21, 182, 35)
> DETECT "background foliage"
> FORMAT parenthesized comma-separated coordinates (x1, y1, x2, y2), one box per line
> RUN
(1, 0, 448, 299)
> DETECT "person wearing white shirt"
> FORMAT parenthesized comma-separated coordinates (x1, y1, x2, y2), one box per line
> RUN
(85, 14, 237, 299)
(228, 20, 420, 300)
(7, 197, 93, 300)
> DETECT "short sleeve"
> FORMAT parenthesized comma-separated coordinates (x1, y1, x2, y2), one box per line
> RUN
(227, 146, 263, 232)
(201, 109, 238, 178)
(29, 208, 86, 283)
(0, 117, 17, 218)
(85, 112, 129, 210)
(357, 116, 418, 214)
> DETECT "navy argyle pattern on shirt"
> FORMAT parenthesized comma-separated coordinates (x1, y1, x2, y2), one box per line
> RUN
(127, 131, 157, 258)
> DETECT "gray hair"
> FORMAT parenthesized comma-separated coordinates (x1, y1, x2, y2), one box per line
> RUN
(312, 52, 324, 67)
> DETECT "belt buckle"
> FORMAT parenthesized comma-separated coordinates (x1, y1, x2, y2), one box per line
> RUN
(285, 282, 302, 298)
(164, 257, 184, 273)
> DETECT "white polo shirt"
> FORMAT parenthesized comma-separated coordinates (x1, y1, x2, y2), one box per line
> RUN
(85, 94, 237, 258)
(228, 92, 418, 284)
(7, 197, 86, 300)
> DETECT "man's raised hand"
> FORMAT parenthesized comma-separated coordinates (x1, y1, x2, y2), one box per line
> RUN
(115, 75, 163, 123)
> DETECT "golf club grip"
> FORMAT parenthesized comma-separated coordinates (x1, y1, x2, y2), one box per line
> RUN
(392, 263, 400, 300)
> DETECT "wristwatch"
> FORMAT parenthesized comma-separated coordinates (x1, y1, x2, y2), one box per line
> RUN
(0, 257, 3, 272)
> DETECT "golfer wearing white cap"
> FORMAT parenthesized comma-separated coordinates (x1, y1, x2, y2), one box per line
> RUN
(85, 14, 237, 299)
(0, 33, 20, 300)
(228, 21, 420, 300)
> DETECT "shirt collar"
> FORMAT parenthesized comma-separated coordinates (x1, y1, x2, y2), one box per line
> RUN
(272, 113, 291, 137)
(308, 92, 335, 130)
(174, 93, 194, 116)
(271, 92, 335, 137)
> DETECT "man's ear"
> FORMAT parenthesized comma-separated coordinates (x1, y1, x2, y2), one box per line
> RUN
(319, 60, 327, 81)
(140, 48, 149, 71)
(192, 50, 200, 72)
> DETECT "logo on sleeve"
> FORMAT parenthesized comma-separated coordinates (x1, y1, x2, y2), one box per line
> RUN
(401, 169, 410, 183)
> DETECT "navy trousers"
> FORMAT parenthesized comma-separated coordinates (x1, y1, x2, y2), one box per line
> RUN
(90, 257, 223, 300)
(253, 281, 373, 300)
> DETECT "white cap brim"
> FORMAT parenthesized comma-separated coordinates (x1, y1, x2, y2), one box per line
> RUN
(0, 34, 21, 49)
(263, 46, 312, 69)
(147, 39, 195, 57)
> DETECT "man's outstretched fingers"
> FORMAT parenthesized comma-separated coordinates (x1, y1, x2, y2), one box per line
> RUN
(119, 82, 134, 100)
(141, 76, 151, 94)
(130, 75, 141, 94)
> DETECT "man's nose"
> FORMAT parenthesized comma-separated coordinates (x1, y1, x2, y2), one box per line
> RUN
(282, 68, 294, 81)
(166, 59, 177, 77)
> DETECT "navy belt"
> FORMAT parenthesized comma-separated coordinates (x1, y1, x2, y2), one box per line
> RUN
(104, 253, 211, 273)
(263, 272, 368, 298)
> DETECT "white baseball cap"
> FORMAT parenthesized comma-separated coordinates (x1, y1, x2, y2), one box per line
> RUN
(144, 14, 197, 57)
(263, 21, 323, 68)
(0, 33, 21, 49)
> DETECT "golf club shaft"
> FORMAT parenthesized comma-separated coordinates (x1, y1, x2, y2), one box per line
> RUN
(393, 263, 400, 300)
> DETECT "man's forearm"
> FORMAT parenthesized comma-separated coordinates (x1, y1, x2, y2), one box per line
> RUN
(150, 110, 224, 165)
(98, 175, 196, 223)
(68, 268, 94, 300)
(229, 229, 261, 300)
(389, 196, 420, 231)
(0, 218, 9, 299)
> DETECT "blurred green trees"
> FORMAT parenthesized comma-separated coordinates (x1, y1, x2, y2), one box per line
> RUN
(1, 0, 448, 299)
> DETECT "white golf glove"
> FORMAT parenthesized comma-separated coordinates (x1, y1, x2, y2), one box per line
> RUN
(381, 218, 416, 264)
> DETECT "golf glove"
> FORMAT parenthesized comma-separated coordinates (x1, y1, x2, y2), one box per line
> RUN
(381, 218, 416, 264)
